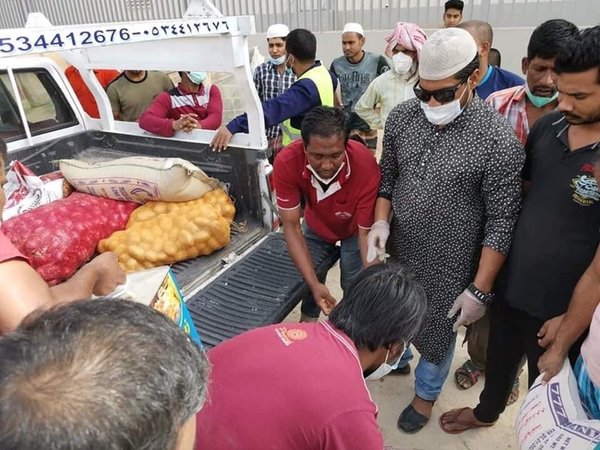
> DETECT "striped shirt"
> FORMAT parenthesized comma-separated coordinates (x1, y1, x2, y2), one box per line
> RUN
(486, 85, 529, 145)
(253, 61, 296, 139)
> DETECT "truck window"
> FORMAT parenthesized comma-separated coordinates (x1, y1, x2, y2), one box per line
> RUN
(0, 69, 78, 142)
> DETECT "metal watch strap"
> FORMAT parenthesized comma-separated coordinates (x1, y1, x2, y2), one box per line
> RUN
(467, 283, 495, 306)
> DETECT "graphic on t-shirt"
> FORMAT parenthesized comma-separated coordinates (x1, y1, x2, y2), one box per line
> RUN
(571, 172, 600, 207)
(275, 327, 308, 346)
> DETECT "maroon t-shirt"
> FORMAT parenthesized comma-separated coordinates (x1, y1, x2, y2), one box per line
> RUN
(273, 139, 381, 243)
(195, 322, 383, 450)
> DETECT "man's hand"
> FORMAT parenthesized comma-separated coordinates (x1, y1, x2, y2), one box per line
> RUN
(85, 253, 126, 296)
(366, 220, 390, 263)
(211, 125, 233, 152)
(537, 314, 565, 348)
(538, 345, 568, 384)
(172, 114, 200, 133)
(310, 282, 337, 316)
(448, 289, 486, 333)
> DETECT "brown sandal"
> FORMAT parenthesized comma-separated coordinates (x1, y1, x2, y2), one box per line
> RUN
(439, 407, 495, 435)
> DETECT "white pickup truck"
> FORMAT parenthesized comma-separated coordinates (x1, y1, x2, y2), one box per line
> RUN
(0, 7, 339, 347)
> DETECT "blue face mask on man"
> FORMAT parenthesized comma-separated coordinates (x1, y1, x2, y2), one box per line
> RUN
(284, 55, 295, 76)
(187, 71, 207, 85)
(525, 84, 558, 108)
(269, 54, 286, 65)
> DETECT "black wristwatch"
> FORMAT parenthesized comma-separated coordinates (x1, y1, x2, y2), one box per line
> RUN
(467, 283, 495, 306)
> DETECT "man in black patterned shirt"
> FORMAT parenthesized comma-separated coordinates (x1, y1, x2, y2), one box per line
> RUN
(367, 27, 524, 434)
(253, 23, 296, 162)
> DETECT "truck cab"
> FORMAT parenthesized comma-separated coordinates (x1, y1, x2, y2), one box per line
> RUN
(0, 6, 339, 347)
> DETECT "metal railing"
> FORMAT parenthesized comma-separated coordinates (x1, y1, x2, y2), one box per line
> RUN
(1, 0, 597, 30)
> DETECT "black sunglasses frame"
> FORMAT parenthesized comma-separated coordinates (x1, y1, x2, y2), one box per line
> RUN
(413, 79, 467, 104)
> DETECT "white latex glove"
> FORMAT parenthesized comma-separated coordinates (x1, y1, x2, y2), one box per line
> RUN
(447, 288, 487, 333)
(366, 220, 390, 263)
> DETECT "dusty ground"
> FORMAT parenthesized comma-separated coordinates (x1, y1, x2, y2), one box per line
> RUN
(284, 262, 525, 450)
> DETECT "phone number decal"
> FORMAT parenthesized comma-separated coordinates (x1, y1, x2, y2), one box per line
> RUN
(0, 19, 232, 56)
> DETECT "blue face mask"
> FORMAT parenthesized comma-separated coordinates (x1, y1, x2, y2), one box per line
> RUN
(269, 54, 286, 65)
(187, 71, 207, 85)
(525, 84, 558, 108)
(284, 55, 294, 76)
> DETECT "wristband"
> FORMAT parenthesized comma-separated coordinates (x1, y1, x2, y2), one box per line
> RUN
(467, 283, 495, 306)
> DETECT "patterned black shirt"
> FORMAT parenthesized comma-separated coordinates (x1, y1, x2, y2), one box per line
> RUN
(379, 96, 525, 364)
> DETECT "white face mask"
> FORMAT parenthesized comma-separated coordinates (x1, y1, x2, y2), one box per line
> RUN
(365, 345, 406, 381)
(420, 84, 470, 126)
(392, 52, 413, 75)
(306, 161, 345, 186)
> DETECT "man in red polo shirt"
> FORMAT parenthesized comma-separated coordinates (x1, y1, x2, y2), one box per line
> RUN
(0, 140, 125, 332)
(273, 106, 380, 320)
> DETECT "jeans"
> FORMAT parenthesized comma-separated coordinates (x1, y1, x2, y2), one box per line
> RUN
(300, 225, 363, 318)
(413, 333, 457, 402)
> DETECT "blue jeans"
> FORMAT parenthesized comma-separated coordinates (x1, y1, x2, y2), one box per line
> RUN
(301, 225, 363, 318)
(413, 334, 457, 402)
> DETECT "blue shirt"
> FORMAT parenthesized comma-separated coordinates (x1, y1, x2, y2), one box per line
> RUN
(476, 66, 524, 101)
(227, 62, 338, 135)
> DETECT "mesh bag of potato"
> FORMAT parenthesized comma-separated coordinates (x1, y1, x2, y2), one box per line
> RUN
(98, 189, 236, 272)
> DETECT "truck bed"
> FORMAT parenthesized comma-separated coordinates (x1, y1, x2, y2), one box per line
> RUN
(8, 130, 340, 346)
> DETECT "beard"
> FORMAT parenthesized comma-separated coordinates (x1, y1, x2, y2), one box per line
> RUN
(564, 109, 600, 125)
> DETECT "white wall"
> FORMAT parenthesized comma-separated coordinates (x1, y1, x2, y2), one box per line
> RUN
(249, 27, 536, 77)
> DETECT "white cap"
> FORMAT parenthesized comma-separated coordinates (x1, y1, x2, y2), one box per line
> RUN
(418, 28, 478, 81)
(266, 24, 289, 39)
(342, 22, 364, 36)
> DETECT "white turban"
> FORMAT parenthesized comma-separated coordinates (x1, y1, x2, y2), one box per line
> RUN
(418, 28, 478, 81)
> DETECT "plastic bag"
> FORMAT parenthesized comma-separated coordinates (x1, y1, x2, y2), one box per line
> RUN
(1, 192, 138, 285)
(2, 161, 71, 221)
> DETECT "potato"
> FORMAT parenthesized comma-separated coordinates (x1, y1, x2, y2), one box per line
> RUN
(127, 188, 235, 226)
(99, 200, 231, 272)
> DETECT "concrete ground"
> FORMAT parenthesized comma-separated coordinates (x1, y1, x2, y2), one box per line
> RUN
(284, 262, 526, 450)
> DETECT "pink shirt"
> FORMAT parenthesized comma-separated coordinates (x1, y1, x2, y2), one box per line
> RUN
(0, 230, 26, 263)
(581, 303, 600, 386)
(195, 321, 383, 450)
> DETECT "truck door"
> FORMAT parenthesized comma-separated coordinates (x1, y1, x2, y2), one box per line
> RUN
(0, 64, 85, 152)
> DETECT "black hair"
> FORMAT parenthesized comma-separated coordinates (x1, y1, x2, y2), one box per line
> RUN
(527, 19, 579, 61)
(285, 28, 317, 62)
(489, 48, 501, 67)
(444, 0, 464, 13)
(555, 26, 600, 83)
(329, 264, 428, 352)
(0, 139, 6, 165)
(301, 106, 348, 145)
(453, 56, 480, 81)
(0, 298, 209, 450)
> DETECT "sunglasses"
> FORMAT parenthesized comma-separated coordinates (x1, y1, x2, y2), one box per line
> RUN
(413, 79, 466, 104)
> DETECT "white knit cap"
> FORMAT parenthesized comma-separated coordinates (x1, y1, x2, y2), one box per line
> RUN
(342, 22, 364, 36)
(266, 24, 289, 39)
(418, 28, 478, 81)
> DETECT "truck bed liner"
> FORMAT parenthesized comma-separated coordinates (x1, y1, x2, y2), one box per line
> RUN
(187, 233, 340, 348)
